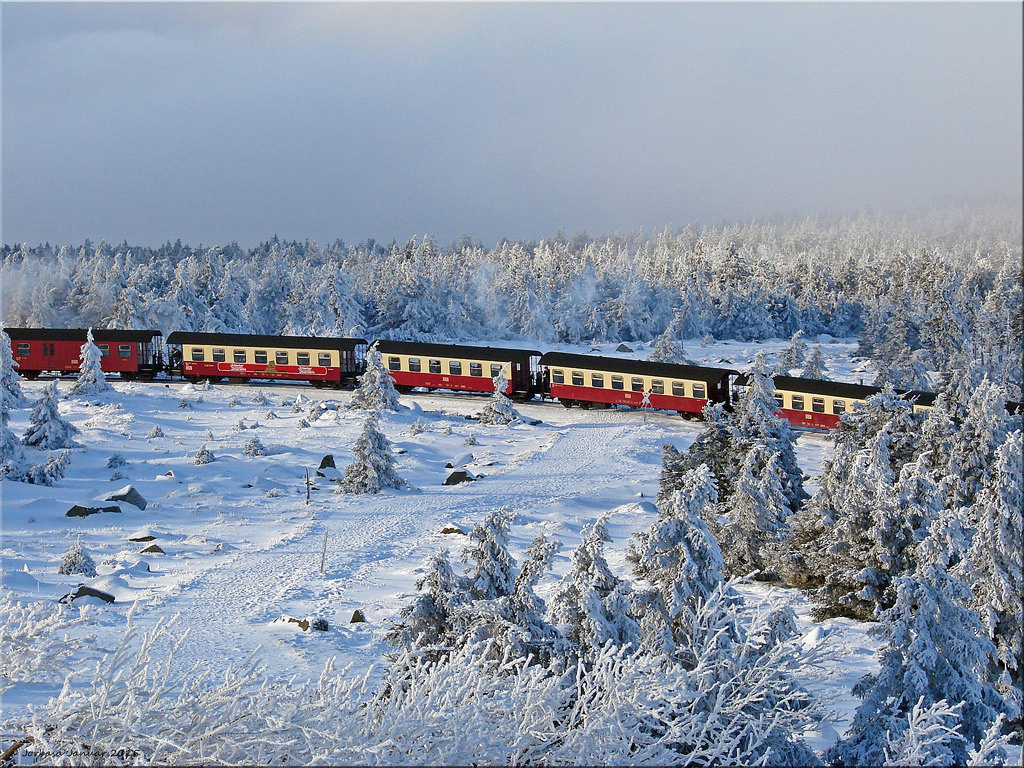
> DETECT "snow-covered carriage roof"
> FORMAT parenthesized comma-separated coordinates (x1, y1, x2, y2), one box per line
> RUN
(539, 351, 737, 382)
(373, 340, 542, 361)
(165, 332, 367, 350)
(5, 328, 162, 342)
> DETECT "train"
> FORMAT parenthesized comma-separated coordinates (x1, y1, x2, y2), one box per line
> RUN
(6, 327, 1014, 430)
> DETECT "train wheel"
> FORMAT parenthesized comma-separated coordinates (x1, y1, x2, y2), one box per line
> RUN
(22, 371, 40, 380)
(580, 401, 592, 410)
(560, 399, 573, 408)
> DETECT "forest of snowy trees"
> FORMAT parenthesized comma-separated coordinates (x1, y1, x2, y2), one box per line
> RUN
(3, 204, 1021, 398)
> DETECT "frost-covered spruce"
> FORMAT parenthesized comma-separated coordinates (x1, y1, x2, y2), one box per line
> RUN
(337, 413, 404, 494)
(647, 317, 688, 364)
(69, 328, 113, 396)
(478, 372, 521, 426)
(779, 330, 807, 370)
(251, 391, 270, 406)
(549, 515, 642, 660)
(965, 430, 1023, 717)
(242, 436, 267, 457)
(828, 510, 1008, 767)
(0, 327, 28, 407)
(628, 465, 723, 642)
(947, 378, 1012, 511)
(408, 418, 427, 436)
(462, 506, 517, 600)
(28, 449, 72, 486)
(720, 446, 790, 579)
(1, 389, 30, 482)
(227, 395, 240, 408)
(233, 418, 248, 431)
(146, 424, 164, 438)
(193, 445, 215, 465)
(106, 453, 126, 468)
(308, 401, 324, 421)
(464, 433, 478, 446)
(23, 382, 79, 450)
(264, 410, 277, 421)
(385, 549, 467, 655)
(733, 353, 805, 512)
(295, 417, 310, 429)
(801, 344, 828, 379)
(57, 540, 97, 578)
(349, 344, 401, 412)
(178, 398, 193, 409)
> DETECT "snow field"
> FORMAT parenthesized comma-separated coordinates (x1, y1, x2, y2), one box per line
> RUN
(1, 337, 876, 748)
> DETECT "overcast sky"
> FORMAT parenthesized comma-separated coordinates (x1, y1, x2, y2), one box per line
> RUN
(2, 2, 1021, 248)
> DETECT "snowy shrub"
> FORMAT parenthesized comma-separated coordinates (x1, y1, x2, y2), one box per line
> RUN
(251, 391, 270, 405)
(26, 449, 72, 486)
(23, 381, 79, 449)
(193, 445, 215, 465)
(233, 418, 248, 431)
(69, 328, 114, 396)
(801, 344, 829, 379)
(106, 452, 126, 468)
(146, 424, 164, 438)
(178, 398, 193, 409)
(295, 417, 310, 429)
(408, 418, 427, 436)
(242, 436, 267, 457)
(338, 413, 404, 494)
(464, 433, 479, 446)
(478, 372, 521, 426)
(349, 344, 401, 412)
(0, 593, 92, 694)
(440, 424, 452, 435)
(57, 540, 97, 578)
(308, 401, 325, 421)
(227, 395, 240, 407)
(264, 409, 277, 420)
(110, 469, 127, 481)
(206, 429, 215, 440)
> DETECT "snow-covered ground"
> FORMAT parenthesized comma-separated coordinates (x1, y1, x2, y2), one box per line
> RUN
(1, 337, 877, 750)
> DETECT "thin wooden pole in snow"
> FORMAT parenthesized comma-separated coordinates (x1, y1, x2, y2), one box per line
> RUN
(305, 467, 311, 505)
(320, 531, 327, 575)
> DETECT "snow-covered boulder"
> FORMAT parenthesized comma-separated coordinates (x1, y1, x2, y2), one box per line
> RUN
(99, 485, 147, 510)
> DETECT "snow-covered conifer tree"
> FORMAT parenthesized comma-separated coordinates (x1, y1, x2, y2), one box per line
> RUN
(242, 436, 267, 457)
(1, 380, 30, 482)
(22, 382, 79, 450)
(801, 344, 828, 379)
(69, 328, 113, 396)
(193, 445, 215, 465)
(461, 506, 517, 600)
(385, 549, 467, 657)
(57, 539, 97, 578)
(733, 353, 805, 512)
(628, 465, 723, 643)
(0, 328, 28, 407)
(947, 378, 1011, 511)
(647, 316, 688, 364)
(549, 516, 642, 660)
(720, 446, 790, 579)
(679, 401, 736, 503)
(779, 330, 807, 370)
(965, 430, 1023, 717)
(828, 510, 1008, 766)
(478, 371, 521, 426)
(337, 413, 404, 494)
(349, 344, 401, 412)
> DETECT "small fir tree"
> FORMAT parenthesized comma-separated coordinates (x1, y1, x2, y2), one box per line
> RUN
(385, 549, 467, 657)
(23, 382, 79, 450)
(0, 328, 28, 407)
(461, 506, 517, 600)
(69, 328, 113, 396)
(349, 344, 401, 412)
(801, 344, 829, 379)
(338, 413, 404, 494)
(193, 445, 215, 465)
(720, 446, 790, 579)
(242, 436, 267, 457)
(965, 430, 1023, 718)
(478, 371, 521, 426)
(779, 330, 807, 370)
(57, 539, 97, 578)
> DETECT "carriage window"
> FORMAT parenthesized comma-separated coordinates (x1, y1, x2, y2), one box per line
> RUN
(470, 363, 483, 377)
(571, 371, 584, 386)
(388, 356, 401, 371)
(276, 351, 289, 365)
(449, 361, 462, 375)
(191, 348, 205, 361)
(213, 348, 226, 362)
(611, 375, 624, 390)
(692, 383, 707, 399)
(118, 344, 132, 358)
(812, 398, 825, 413)
(429, 359, 442, 374)
(233, 349, 246, 363)
(651, 380, 664, 394)
(296, 352, 310, 365)
(591, 373, 604, 387)
(408, 358, 421, 372)
(774, 393, 785, 409)
(672, 381, 685, 396)
(16, 343, 30, 356)
(551, 369, 564, 384)
(97, 344, 109, 358)
(490, 364, 503, 378)
(318, 353, 332, 366)
(833, 400, 846, 415)
(631, 377, 644, 392)
(791, 395, 805, 410)
(254, 350, 268, 365)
